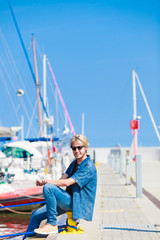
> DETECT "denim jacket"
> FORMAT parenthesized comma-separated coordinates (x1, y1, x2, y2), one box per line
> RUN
(65, 155, 97, 221)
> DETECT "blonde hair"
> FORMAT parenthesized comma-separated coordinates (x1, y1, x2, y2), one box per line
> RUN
(70, 134, 89, 148)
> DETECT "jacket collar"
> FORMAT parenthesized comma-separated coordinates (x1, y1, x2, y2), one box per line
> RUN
(77, 155, 90, 167)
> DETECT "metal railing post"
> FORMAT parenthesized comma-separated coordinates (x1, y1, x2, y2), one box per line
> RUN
(114, 154, 117, 171)
(119, 154, 123, 178)
(93, 150, 96, 164)
(136, 155, 142, 198)
(126, 150, 131, 185)
(111, 154, 114, 169)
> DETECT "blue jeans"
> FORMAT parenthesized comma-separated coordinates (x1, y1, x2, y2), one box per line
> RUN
(23, 184, 72, 239)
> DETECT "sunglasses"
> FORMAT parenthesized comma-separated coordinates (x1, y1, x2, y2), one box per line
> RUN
(71, 146, 85, 151)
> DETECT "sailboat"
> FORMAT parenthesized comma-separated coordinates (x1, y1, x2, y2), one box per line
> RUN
(0, 4, 75, 211)
(0, 52, 73, 211)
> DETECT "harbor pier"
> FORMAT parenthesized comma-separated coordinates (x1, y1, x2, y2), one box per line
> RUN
(55, 147, 160, 240)
(55, 157, 160, 240)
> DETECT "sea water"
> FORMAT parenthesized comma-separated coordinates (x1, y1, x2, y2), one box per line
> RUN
(0, 212, 31, 239)
(0, 211, 67, 239)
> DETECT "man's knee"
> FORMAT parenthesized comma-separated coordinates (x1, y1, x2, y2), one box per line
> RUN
(43, 183, 57, 195)
(31, 209, 39, 220)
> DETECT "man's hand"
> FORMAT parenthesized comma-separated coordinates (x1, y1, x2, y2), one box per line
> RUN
(36, 179, 48, 186)
(36, 175, 75, 188)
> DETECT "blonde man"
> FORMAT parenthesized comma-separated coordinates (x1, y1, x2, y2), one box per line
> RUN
(23, 134, 97, 238)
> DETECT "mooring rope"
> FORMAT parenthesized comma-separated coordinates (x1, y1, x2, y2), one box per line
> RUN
(0, 230, 34, 239)
(0, 201, 45, 215)
(15, 192, 44, 199)
(0, 203, 32, 214)
(0, 201, 45, 209)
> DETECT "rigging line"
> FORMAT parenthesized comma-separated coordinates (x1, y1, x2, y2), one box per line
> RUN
(34, 40, 52, 115)
(7, 0, 48, 118)
(0, 57, 33, 129)
(35, 40, 54, 120)
(55, 84, 72, 131)
(0, 69, 20, 125)
(0, 56, 19, 97)
(135, 72, 160, 143)
(32, 39, 69, 132)
(0, 29, 19, 90)
(0, 28, 33, 110)
(48, 75, 66, 130)
(55, 88, 59, 135)
(32, 40, 68, 131)
(47, 71, 55, 97)
(35, 37, 43, 63)
(48, 74, 69, 134)
(0, 61, 37, 138)
(26, 99, 38, 138)
(39, 59, 67, 132)
(47, 73, 57, 117)
(53, 83, 69, 128)
(58, 95, 69, 127)
(47, 60, 75, 135)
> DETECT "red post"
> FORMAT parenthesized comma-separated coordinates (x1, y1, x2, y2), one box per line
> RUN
(130, 120, 140, 161)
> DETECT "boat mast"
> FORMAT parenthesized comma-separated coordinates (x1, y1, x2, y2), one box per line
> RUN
(132, 69, 138, 160)
(132, 70, 137, 121)
(131, 70, 160, 157)
(32, 35, 43, 137)
(135, 71, 160, 143)
(55, 89, 59, 136)
(43, 54, 47, 137)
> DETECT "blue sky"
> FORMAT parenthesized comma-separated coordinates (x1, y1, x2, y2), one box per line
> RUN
(0, 0, 160, 147)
